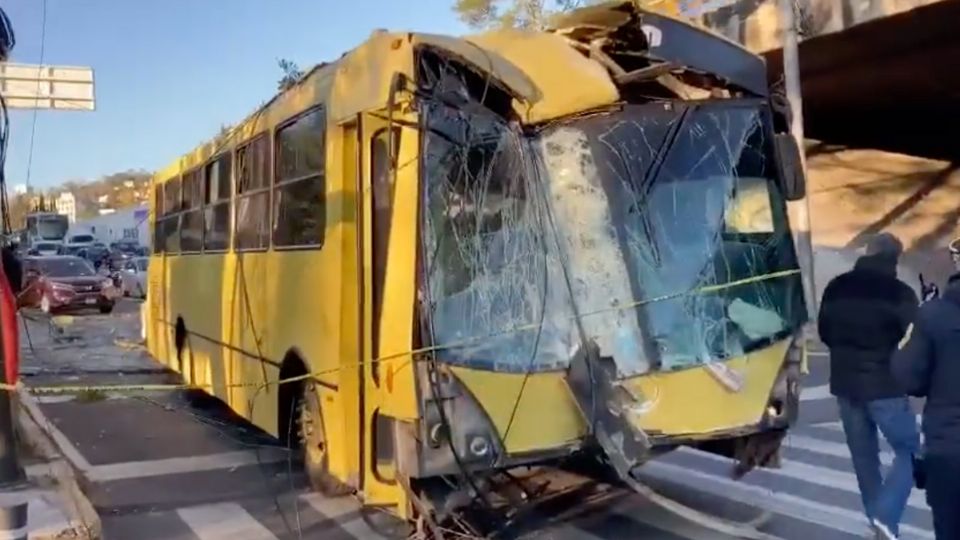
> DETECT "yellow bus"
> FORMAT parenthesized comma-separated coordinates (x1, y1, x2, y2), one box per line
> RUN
(145, 1, 808, 527)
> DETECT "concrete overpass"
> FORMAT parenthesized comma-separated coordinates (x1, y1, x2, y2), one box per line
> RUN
(699, 0, 960, 160)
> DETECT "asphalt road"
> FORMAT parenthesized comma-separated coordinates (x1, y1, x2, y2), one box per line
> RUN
(17, 301, 935, 540)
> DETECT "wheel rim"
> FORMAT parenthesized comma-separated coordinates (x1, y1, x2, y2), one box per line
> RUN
(298, 382, 326, 465)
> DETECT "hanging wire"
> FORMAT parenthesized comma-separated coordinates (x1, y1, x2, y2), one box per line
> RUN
(24, 0, 48, 192)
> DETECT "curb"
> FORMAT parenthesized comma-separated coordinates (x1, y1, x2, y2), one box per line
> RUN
(14, 386, 102, 540)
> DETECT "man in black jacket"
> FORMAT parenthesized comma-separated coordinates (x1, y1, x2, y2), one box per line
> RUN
(892, 272, 960, 539)
(818, 233, 919, 540)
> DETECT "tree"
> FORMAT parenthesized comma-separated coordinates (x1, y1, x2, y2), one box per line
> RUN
(277, 58, 304, 91)
(453, 0, 591, 30)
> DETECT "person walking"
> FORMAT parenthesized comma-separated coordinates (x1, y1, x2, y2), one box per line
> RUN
(817, 233, 920, 539)
(893, 272, 960, 539)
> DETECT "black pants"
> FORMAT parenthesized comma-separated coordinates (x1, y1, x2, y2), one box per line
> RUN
(926, 453, 960, 539)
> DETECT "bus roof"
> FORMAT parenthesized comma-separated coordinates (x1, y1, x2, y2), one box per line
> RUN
(153, 1, 766, 187)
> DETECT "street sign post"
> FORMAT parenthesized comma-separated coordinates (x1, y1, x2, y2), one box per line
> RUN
(0, 63, 95, 110)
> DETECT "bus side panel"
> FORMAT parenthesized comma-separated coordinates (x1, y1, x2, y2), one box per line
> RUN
(166, 255, 230, 402)
(334, 120, 362, 487)
(229, 251, 274, 431)
(146, 254, 170, 370)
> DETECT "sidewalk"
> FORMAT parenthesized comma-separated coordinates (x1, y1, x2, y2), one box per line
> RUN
(13, 387, 99, 539)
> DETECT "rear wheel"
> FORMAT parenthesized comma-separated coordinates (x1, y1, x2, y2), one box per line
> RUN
(298, 381, 353, 496)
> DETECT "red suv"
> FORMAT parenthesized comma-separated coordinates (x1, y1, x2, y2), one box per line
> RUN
(20, 256, 118, 314)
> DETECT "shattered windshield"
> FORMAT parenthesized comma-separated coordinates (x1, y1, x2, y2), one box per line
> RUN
(420, 99, 804, 375)
(537, 102, 805, 372)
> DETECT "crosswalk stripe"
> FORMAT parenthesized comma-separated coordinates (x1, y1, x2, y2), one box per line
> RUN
(800, 384, 831, 402)
(617, 507, 739, 540)
(674, 447, 930, 511)
(300, 493, 377, 538)
(299, 493, 360, 520)
(176, 502, 278, 540)
(639, 460, 935, 540)
(783, 433, 894, 466)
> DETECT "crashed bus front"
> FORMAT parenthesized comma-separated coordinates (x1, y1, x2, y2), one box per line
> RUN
(406, 1, 808, 505)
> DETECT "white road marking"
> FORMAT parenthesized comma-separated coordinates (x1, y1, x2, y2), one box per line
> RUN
(621, 506, 741, 540)
(783, 433, 894, 466)
(800, 384, 832, 402)
(17, 387, 93, 473)
(813, 414, 922, 431)
(675, 447, 930, 511)
(639, 460, 934, 540)
(177, 502, 277, 540)
(300, 493, 360, 520)
(86, 448, 288, 482)
(301, 494, 376, 539)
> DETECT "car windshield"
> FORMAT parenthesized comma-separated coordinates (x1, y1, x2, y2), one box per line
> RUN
(135, 259, 148, 272)
(35, 243, 58, 251)
(38, 258, 96, 277)
(420, 99, 804, 376)
(70, 235, 94, 243)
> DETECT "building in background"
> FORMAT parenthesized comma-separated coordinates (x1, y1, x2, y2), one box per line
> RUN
(13, 184, 26, 195)
(70, 204, 149, 248)
(55, 192, 76, 223)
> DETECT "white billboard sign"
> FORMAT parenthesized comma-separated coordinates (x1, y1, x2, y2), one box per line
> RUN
(0, 63, 95, 110)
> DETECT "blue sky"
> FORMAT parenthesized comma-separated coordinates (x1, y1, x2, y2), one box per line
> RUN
(2, 0, 468, 190)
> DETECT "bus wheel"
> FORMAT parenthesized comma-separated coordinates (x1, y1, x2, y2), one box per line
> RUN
(298, 381, 353, 496)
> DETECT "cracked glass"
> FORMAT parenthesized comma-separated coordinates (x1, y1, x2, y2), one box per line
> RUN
(537, 102, 805, 372)
(420, 97, 804, 376)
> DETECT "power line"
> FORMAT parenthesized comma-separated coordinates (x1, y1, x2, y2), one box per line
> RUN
(24, 0, 48, 191)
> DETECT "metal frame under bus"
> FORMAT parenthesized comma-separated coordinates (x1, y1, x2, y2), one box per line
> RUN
(144, 1, 809, 530)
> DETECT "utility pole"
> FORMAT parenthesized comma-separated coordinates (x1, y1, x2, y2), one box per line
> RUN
(778, 0, 817, 319)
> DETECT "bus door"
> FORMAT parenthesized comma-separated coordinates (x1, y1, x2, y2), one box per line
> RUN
(357, 111, 420, 515)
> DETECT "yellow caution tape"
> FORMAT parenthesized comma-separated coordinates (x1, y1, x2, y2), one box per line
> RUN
(4, 269, 802, 396)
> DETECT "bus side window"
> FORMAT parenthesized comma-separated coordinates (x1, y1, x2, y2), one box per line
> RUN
(273, 107, 325, 248)
(235, 135, 271, 251)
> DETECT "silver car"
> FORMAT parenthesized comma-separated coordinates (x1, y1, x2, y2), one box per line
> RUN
(120, 257, 148, 298)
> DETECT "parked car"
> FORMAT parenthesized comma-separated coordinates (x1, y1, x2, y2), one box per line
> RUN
(120, 257, 148, 298)
(20, 256, 118, 314)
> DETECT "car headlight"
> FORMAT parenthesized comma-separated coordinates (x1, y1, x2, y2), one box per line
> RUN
(51, 282, 73, 291)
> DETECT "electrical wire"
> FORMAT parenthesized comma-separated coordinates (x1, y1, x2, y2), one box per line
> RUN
(24, 0, 48, 192)
(498, 132, 549, 445)
(415, 54, 498, 515)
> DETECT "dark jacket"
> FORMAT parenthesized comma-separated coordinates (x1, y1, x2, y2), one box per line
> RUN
(818, 254, 918, 401)
(892, 279, 960, 456)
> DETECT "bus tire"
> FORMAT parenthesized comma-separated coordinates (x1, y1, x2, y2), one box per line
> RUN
(297, 380, 353, 497)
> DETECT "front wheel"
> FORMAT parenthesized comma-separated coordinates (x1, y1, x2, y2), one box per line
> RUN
(99, 303, 114, 314)
(298, 381, 352, 496)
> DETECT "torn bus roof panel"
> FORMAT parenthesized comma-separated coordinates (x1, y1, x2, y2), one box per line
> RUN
(467, 30, 620, 124)
(550, 1, 769, 96)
